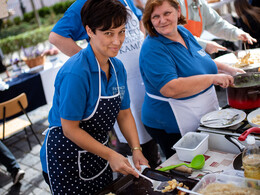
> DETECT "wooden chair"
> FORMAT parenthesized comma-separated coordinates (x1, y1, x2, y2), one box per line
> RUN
(0, 93, 42, 150)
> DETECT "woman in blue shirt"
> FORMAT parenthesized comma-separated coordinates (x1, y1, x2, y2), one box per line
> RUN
(40, 0, 148, 194)
(139, 0, 244, 158)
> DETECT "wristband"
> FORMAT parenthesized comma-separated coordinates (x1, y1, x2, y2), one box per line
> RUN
(131, 146, 142, 152)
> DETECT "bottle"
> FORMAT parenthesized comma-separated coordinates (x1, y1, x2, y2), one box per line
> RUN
(242, 136, 260, 179)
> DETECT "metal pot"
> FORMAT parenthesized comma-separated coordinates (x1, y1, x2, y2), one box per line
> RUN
(227, 72, 260, 109)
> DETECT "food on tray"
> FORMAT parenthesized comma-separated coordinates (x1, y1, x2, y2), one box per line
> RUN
(252, 114, 260, 125)
(198, 183, 260, 195)
(162, 179, 189, 194)
(233, 51, 260, 68)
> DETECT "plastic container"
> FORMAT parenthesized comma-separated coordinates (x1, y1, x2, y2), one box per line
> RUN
(172, 132, 209, 162)
(192, 173, 260, 194)
(242, 136, 260, 180)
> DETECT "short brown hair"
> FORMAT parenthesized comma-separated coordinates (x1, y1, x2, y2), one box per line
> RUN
(143, 0, 187, 36)
(81, 0, 129, 33)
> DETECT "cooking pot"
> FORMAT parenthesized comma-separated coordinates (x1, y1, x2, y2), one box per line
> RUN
(224, 127, 260, 170)
(227, 72, 260, 110)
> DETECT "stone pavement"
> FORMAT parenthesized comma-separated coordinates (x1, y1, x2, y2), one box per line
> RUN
(0, 104, 52, 195)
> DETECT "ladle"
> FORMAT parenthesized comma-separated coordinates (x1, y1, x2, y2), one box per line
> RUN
(158, 154, 205, 172)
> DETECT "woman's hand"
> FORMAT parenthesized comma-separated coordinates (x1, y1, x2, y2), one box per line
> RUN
(205, 41, 226, 54)
(132, 149, 150, 171)
(108, 151, 140, 178)
(212, 74, 234, 88)
(229, 67, 246, 76)
(237, 32, 257, 45)
(214, 60, 246, 76)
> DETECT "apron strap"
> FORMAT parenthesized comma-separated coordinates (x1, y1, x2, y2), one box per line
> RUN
(146, 92, 170, 102)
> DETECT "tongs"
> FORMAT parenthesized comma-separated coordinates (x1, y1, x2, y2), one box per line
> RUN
(127, 156, 201, 194)
(139, 173, 201, 194)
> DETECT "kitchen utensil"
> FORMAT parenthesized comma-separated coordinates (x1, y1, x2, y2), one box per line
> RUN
(202, 114, 239, 125)
(138, 172, 202, 194)
(200, 109, 246, 128)
(221, 48, 239, 58)
(227, 72, 260, 110)
(238, 127, 260, 141)
(158, 154, 205, 172)
(243, 42, 249, 54)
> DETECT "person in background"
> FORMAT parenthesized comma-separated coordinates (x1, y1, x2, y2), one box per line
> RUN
(234, 0, 260, 48)
(135, 0, 257, 54)
(40, 0, 149, 194)
(139, 0, 245, 158)
(48, 0, 160, 168)
(0, 141, 25, 184)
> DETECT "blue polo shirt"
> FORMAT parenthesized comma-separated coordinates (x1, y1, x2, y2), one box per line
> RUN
(52, 0, 142, 42)
(48, 45, 130, 126)
(139, 26, 218, 133)
(40, 44, 130, 173)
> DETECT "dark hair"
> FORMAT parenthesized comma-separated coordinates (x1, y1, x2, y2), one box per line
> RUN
(143, 0, 186, 36)
(81, 0, 129, 33)
(234, 0, 260, 32)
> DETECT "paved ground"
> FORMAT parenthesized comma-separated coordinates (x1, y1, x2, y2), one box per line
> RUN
(0, 104, 52, 195)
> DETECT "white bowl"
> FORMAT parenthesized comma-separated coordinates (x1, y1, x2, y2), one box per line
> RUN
(247, 108, 260, 127)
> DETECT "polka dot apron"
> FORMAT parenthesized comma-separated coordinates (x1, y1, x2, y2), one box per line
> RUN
(46, 59, 121, 194)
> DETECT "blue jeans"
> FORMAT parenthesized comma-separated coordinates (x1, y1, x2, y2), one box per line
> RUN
(0, 141, 20, 173)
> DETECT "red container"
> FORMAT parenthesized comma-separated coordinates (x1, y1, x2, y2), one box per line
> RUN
(227, 73, 260, 110)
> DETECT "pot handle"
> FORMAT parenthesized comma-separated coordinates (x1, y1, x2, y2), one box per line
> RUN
(238, 127, 260, 141)
(225, 135, 245, 152)
(248, 90, 260, 95)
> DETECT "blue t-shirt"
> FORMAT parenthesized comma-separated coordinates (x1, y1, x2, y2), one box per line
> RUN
(40, 44, 130, 173)
(139, 26, 218, 133)
(52, 0, 142, 41)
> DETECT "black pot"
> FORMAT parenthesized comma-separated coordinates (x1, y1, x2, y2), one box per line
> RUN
(227, 72, 260, 109)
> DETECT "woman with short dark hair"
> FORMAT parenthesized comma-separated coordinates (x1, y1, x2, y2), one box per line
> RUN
(40, 0, 148, 194)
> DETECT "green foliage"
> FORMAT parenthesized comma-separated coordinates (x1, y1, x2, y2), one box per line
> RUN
(64, 0, 75, 9)
(52, 2, 66, 15)
(38, 7, 51, 18)
(5, 19, 13, 27)
(13, 16, 22, 25)
(23, 12, 34, 22)
(0, 22, 38, 39)
(0, 25, 54, 55)
(52, 0, 75, 15)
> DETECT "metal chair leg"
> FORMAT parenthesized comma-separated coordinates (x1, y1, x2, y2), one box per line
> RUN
(24, 128, 32, 150)
(28, 125, 42, 146)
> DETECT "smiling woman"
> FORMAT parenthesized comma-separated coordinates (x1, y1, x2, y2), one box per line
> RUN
(138, 0, 242, 159)
(40, 0, 149, 194)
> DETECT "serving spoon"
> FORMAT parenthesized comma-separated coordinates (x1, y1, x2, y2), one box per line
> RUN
(157, 154, 205, 172)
